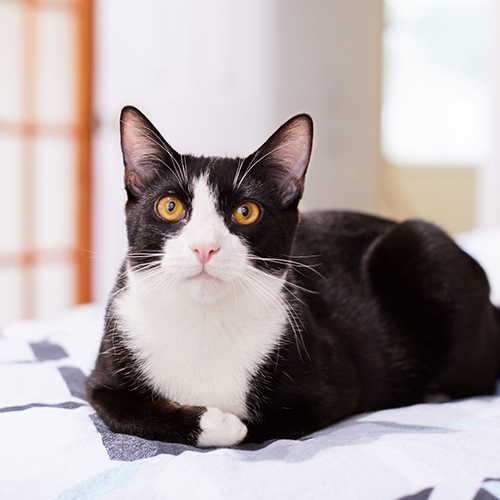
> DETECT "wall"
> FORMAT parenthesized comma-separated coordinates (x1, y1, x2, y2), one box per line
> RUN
(270, 1, 383, 213)
(379, 164, 476, 234)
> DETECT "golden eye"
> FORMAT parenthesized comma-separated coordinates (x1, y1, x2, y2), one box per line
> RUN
(233, 201, 260, 225)
(157, 196, 185, 221)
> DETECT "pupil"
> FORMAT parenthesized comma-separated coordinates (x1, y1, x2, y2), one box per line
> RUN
(167, 201, 176, 212)
(241, 205, 249, 217)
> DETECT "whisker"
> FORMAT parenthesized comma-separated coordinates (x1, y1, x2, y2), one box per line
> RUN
(236, 143, 289, 188)
(139, 124, 182, 171)
(152, 155, 184, 186)
(138, 267, 175, 293)
(247, 265, 319, 296)
(241, 269, 310, 362)
(232, 252, 324, 277)
(246, 255, 325, 280)
(120, 120, 185, 184)
(232, 157, 245, 188)
(238, 275, 285, 367)
(127, 252, 165, 257)
(180, 154, 189, 184)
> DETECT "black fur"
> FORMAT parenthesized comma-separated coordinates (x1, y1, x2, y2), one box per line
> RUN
(87, 107, 500, 445)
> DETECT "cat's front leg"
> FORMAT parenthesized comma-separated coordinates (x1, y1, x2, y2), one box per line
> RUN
(88, 386, 247, 447)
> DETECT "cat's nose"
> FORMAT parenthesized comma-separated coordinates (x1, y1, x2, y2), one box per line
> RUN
(190, 241, 221, 264)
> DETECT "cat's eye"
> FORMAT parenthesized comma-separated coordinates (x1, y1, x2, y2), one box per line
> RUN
(232, 201, 260, 225)
(157, 196, 185, 221)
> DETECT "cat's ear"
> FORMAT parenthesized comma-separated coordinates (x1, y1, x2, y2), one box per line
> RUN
(250, 114, 313, 205)
(120, 106, 179, 197)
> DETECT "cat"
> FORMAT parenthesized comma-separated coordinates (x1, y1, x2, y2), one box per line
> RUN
(87, 106, 500, 447)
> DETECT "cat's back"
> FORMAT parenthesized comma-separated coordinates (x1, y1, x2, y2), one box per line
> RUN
(291, 210, 500, 407)
(293, 211, 395, 278)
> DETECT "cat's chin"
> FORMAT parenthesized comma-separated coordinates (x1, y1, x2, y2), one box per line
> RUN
(181, 272, 232, 303)
(186, 269, 221, 282)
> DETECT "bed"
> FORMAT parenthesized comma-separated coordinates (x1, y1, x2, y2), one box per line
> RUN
(2, 227, 500, 500)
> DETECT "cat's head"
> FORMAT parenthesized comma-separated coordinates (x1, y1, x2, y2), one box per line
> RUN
(120, 106, 313, 303)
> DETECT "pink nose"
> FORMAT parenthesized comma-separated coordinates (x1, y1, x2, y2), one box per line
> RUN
(190, 241, 220, 264)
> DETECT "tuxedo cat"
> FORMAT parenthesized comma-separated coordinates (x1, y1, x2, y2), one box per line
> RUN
(87, 106, 500, 447)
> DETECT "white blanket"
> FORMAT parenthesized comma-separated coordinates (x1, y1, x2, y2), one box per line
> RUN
(1, 228, 500, 500)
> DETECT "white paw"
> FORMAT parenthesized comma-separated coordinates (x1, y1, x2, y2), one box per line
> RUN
(197, 407, 247, 447)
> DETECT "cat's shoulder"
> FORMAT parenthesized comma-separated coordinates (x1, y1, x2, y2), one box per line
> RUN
(296, 210, 396, 244)
(299, 210, 395, 229)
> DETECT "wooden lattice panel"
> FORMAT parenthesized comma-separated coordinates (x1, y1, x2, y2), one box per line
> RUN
(0, 0, 92, 322)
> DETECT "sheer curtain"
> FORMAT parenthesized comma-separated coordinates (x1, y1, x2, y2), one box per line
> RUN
(0, 0, 92, 323)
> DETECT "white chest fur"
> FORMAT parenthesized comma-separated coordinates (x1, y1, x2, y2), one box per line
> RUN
(115, 268, 287, 420)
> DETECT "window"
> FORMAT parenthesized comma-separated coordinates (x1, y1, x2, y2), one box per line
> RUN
(382, 0, 489, 167)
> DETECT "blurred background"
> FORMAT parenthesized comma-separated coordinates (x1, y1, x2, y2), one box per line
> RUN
(0, 0, 499, 323)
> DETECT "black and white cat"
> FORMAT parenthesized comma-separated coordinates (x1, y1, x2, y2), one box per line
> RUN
(87, 106, 500, 447)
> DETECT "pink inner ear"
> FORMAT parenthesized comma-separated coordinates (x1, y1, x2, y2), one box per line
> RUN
(279, 123, 312, 181)
(242, 115, 312, 203)
(264, 116, 312, 203)
(120, 108, 164, 191)
(261, 117, 312, 203)
(121, 113, 159, 166)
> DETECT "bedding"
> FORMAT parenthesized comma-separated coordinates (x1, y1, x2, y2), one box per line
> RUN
(1, 228, 500, 500)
